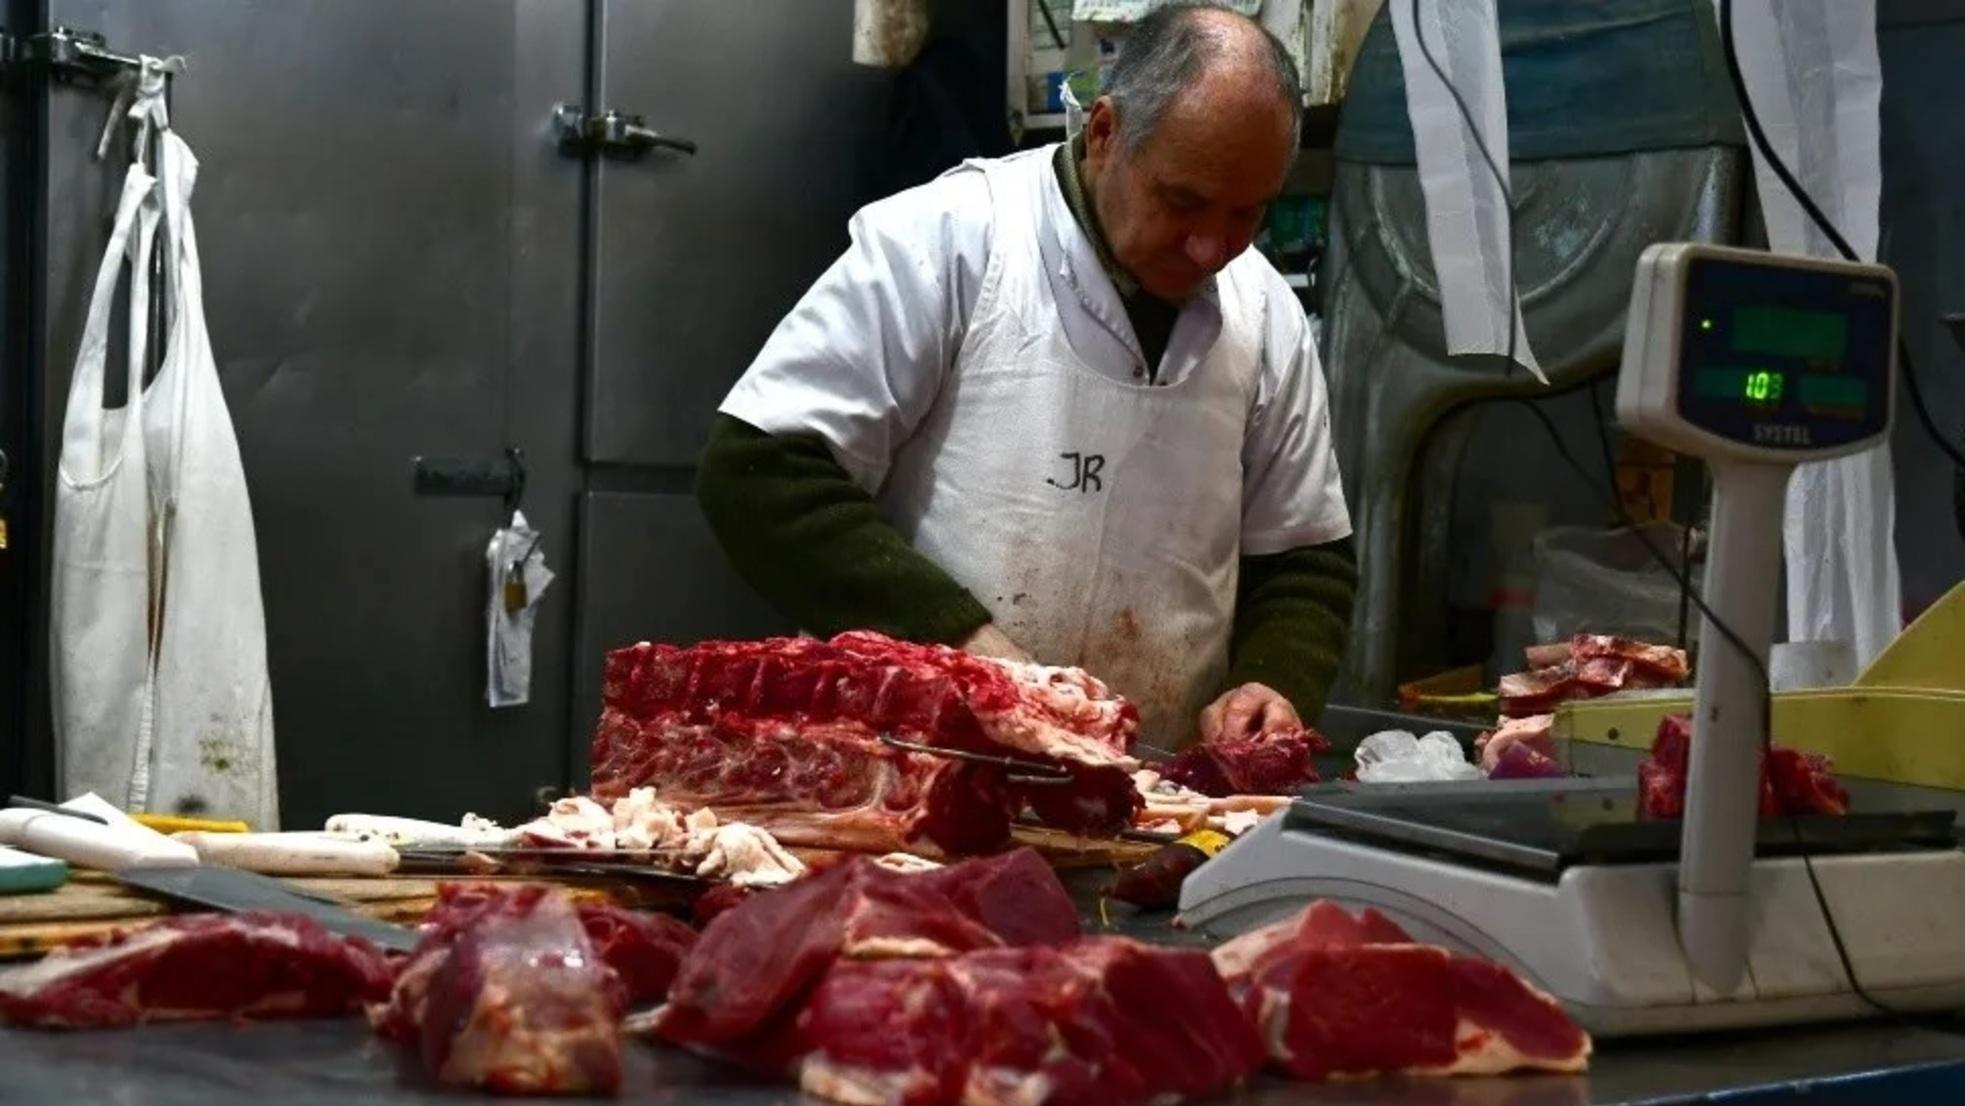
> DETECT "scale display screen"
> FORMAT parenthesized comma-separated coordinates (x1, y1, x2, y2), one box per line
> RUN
(1674, 255, 1892, 451)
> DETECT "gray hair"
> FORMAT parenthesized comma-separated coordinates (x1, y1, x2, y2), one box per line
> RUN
(1103, 2, 1304, 151)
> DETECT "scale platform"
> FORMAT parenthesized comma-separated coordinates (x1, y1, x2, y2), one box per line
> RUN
(1178, 779, 1965, 1035)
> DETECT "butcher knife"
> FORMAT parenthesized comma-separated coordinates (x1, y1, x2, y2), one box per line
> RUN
(114, 865, 421, 953)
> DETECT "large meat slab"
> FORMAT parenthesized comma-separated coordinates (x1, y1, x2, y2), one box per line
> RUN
(654, 849, 1256, 1106)
(786, 938, 1263, 1106)
(593, 632, 1142, 853)
(654, 850, 1078, 1051)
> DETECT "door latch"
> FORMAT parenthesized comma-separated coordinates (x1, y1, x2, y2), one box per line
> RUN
(0, 26, 185, 83)
(553, 104, 697, 159)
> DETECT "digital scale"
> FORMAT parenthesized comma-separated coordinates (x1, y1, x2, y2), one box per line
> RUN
(1181, 244, 1965, 1035)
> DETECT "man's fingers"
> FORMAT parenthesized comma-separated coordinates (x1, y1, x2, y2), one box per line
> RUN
(1220, 689, 1265, 740)
(1255, 698, 1303, 736)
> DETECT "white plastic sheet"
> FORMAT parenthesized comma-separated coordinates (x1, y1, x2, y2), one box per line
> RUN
(1721, 0, 1899, 668)
(1389, 0, 1542, 380)
(1354, 730, 1483, 783)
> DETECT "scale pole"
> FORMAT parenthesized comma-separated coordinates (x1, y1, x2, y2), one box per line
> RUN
(1677, 459, 1791, 993)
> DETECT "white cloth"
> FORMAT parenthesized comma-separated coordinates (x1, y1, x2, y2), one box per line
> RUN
(1072, 0, 1260, 21)
(1388, 0, 1542, 380)
(1721, 0, 1899, 667)
(52, 61, 279, 827)
(486, 510, 554, 708)
(722, 147, 1349, 746)
(51, 161, 162, 812)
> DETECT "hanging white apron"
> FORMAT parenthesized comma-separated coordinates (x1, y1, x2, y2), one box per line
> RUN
(52, 62, 278, 827)
(879, 149, 1261, 749)
(141, 114, 280, 827)
(50, 164, 163, 806)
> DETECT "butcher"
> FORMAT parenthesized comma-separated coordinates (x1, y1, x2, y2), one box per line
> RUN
(696, 2, 1354, 750)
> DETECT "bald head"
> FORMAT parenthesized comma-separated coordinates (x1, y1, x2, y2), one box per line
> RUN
(1103, 3, 1303, 153)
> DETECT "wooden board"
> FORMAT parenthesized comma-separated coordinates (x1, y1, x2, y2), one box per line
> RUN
(0, 872, 628, 960)
(1009, 825, 1159, 868)
(0, 828, 1156, 959)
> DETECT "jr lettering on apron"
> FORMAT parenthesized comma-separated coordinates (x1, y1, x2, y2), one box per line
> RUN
(879, 150, 1261, 749)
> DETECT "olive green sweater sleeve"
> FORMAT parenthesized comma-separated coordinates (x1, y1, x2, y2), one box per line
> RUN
(1222, 537, 1358, 722)
(695, 414, 993, 644)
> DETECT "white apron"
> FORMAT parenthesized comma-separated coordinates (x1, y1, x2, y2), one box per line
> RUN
(51, 64, 279, 827)
(879, 150, 1261, 749)
(50, 165, 163, 807)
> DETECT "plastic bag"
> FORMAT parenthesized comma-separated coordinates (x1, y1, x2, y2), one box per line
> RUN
(1531, 523, 1703, 647)
(1355, 731, 1482, 783)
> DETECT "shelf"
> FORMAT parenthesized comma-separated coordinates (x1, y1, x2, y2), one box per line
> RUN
(1284, 273, 1311, 290)
(1021, 110, 1068, 131)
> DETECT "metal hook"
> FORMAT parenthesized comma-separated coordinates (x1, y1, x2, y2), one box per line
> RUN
(876, 733, 1075, 785)
(503, 447, 527, 514)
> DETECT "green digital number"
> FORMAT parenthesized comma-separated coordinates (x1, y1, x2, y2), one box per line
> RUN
(1744, 370, 1783, 402)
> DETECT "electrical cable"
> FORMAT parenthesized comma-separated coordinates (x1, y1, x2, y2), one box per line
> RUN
(1411, 0, 1965, 1031)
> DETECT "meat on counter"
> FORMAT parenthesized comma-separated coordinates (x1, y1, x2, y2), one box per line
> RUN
(1636, 713, 1850, 820)
(590, 632, 1144, 856)
(0, 913, 392, 1030)
(1213, 901, 1592, 1079)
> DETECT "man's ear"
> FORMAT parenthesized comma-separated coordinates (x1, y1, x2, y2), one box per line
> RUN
(1083, 96, 1120, 174)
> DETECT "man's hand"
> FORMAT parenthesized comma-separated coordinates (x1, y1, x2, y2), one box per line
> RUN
(1198, 682, 1301, 743)
(959, 623, 1034, 664)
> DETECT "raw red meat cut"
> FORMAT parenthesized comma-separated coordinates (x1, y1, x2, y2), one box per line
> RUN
(1635, 714, 1849, 820)
(1488, 740, 1564, 779)
(1213, 901, 1591, 1080)
(910, 848, 1080, 947)
(1016, 762, 1141, 837)
(421, 883, 697, 1008)
(1571, 634, 1690, 681)
(578, 905, 697, 1007)
(0, 913, 392, 1030)
(655, 849, 1076, 1050)
(1765, 747, 1851, 816)
(1161, 726, 1331, 798)
(373, 884, 626, 1095)
(1499, 635, 1689, 717)
(784, 938, 1263, 1106)
(592, 711, 1014, 856)
(1476, 713, 1555, 773)
(593, 633, 1143, 853)
(691, 881, 756, 927)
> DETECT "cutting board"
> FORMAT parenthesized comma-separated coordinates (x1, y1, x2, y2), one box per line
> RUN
(0, 872, 618, 960)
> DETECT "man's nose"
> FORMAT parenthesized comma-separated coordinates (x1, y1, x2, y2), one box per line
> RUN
(1184, 232, 1228, 272)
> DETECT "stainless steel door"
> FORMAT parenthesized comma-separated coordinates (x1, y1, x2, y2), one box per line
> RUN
(38, 0, 587, 826)
(569, 1, 891, 764)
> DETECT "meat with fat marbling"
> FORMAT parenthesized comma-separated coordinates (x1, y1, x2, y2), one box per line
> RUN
(0, 913, 391, 1030)
(653, 849, 1077, 1051)
(785, 938, 1263, 1106)
(1212, 901, 1591, 1080)
(372, 884, 627, 1095)
(592, 633, 1144, 853)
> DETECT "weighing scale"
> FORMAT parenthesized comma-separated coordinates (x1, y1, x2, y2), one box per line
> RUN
(1180, 243, 1965, 1036)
